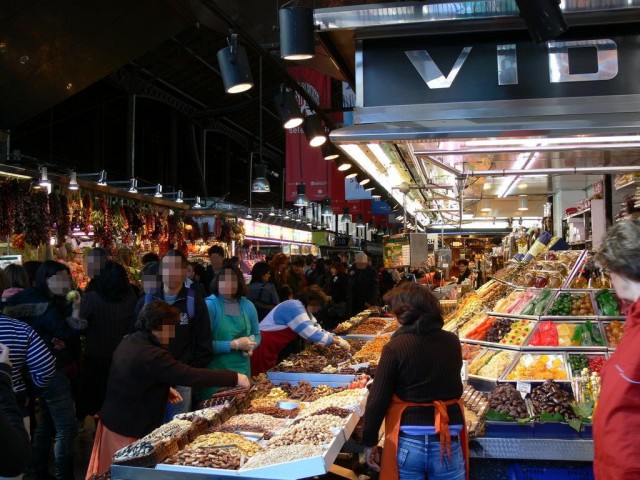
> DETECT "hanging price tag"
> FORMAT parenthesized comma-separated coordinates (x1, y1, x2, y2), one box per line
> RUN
(516, 382, 531, 398)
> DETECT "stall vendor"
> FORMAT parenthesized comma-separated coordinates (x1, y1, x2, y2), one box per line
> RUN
(250, 285, 350, 375)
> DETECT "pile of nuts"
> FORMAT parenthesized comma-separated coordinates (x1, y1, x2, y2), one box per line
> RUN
(310, 407, 352, 419)
(268, 414, 344, 447)
(302, 388, 367, 416)
(242, 445, 323, 469)
(163, 447, 243, 470)
(353, 335, 391, 362)
(113, 440, 155, 462)
(142, 419, 192, 443)
(530, 380, 576, 419)
(223, 414, 287, 436)
(487, 383, 529, 419)
(350, 317, 390, 335)
(245, 405, 300, 419)
(187, 432, 260, 457)
(249, 398, 279, 409)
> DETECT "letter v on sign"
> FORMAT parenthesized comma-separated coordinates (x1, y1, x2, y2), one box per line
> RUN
(405, 47, 473, 89)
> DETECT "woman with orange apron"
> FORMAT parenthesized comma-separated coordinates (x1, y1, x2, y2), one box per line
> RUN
(362, 282, 468, 480)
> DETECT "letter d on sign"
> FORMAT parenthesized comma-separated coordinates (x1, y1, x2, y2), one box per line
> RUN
(548, 39, 618, 83)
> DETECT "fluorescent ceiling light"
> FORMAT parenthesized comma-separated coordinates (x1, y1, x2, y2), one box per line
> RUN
(465, 135, 640, 148)
(0, 170, 32, 180)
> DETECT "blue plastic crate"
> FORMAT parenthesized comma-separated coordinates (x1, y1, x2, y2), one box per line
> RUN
(485, 420, 534, 438)
(533, 421, 581, 439)
(508, 464, 594, 480)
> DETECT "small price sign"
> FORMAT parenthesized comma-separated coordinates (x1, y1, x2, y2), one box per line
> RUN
(460, 360, 469, 383)
(516, 381, 531, 398)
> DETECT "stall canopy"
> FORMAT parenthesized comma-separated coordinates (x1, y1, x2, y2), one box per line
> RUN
(316, 0, 640, 230)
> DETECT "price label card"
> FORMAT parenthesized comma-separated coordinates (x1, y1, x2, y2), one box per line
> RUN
(460, 360, 468, 383)
(516, 382, 531, 394)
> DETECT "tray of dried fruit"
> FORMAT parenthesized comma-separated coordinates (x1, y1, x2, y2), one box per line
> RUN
(566, 353, 606, 378)
(487, 288, 556, 320)
(541, 291, 598, 319)
(602, 319, 625, 350)
(500, 353, 570, 383)
(338, 316, 394, 339)
(593, 289, 626, 320)
(458, 315, 535, 350)
(468, 349, 519, 383)
(524, 320, 607, 351)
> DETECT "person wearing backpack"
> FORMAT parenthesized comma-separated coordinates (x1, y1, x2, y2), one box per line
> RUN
(131, 250, 213, 417)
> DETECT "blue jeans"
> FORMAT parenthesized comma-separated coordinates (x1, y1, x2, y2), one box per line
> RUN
(397, 433, 466, 480)
(163, 385, 192, 422)
(33, 370, 78, 480)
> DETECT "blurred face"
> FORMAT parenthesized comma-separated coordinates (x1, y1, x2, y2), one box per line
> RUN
(47, 270, 71, 296)
(293, 264, 304, 275)
(459, 263, 468, 272)
(187, 264, 195, 280)
(355, 261, 367, 270)
(84, 255, 104, 279)
(162, 256, 187, 290)
(219, 271, 238, 298)
(261, 271, 271, 282)
(155, 323, 176, 347)
(330, 267, 337, 276)
(609, 272, 640, 303)
(306, 304, 322, 316)
(210, 253, 224, 270)
(142, 274, 162, 295)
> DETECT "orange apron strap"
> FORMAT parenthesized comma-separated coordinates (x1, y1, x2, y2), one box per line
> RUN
(379, 395, 470, 480)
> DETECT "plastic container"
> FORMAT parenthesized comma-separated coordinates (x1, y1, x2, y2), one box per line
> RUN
(485, 420, 534, 438)
(532, 421, 580, 439)
(508, 463, 594, 480)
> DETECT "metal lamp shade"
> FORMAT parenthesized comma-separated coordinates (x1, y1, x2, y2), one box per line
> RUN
(356, 215, 365, 229)
(518, 196, 529, 211)
(252, 164, 271, 193)
(293, 183, 309, 207)
(304, 114, 327, 147)
(321, 200, 333, 217)
(274, 89, 303, 129)
(336, 158, 351, 171)
(279, 7, 315, 61)
(340, 208, 352, 223)
(217, 43, 254, 94)
(322, 142, 340, 160)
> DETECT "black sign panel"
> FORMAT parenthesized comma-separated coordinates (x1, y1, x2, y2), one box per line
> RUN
(362, 25, 640, 108)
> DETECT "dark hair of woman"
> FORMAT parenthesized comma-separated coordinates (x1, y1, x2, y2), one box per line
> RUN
(210, 262, 248, 299)
(190, 262, 206, 281)
(330, 261, 346, 275)
(278, 284, 293, 300)
(162, 249, 188, 265)
(383, 282, 444, 334)
(4, 264, 29, 289)
(34, 261, 72, 297)
(135, 300, 180, 331)
(22, 261, 43, 287)
(457, 259, 469, 267)
(140, 261, 160, 278)
(250, 262, 272, 283)
(314, 258, 327, 275)
(0, 268, 7, 294)
(94, 260, 132, 302)
(298, 284, 329, 308)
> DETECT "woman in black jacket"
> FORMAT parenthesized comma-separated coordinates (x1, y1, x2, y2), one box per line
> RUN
(88, 300, 249, 477)
(4, 261, 86, 480)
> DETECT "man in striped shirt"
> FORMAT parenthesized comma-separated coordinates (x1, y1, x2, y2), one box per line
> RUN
(0, 315, 55, 421)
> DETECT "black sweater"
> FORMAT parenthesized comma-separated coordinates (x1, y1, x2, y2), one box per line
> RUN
(100, 331, 237, 438)
(0, 363, 31, 476)
(362, 327, 463, 447)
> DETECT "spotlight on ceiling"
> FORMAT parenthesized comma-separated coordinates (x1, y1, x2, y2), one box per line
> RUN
(68, 171, 78, 190)
(359, 177, 371, 186)
(293, 183, 309, 207)
(340, 208, 352, 224)
(217, 34, 253, 94)
(97, 170, 108, 186)
(322, 142, 340, 161)
(269, 206, 276, 217)
(252, 164, 271, 193)
(279, 6, 315, 61)
(38, 166, 51, 187)
(154, 184, 163, 198)
(176, 190, 184, 203)
(335, 158, 352, 172)
(345, 170, 358, 179)
(274, 86, 303, 129)
(303, 114, 327, 147)
(193, 196, 203, 209)
(128, 178, 138, 193)
(514, 0, 568, 43)
(246, 208, 253, 219)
